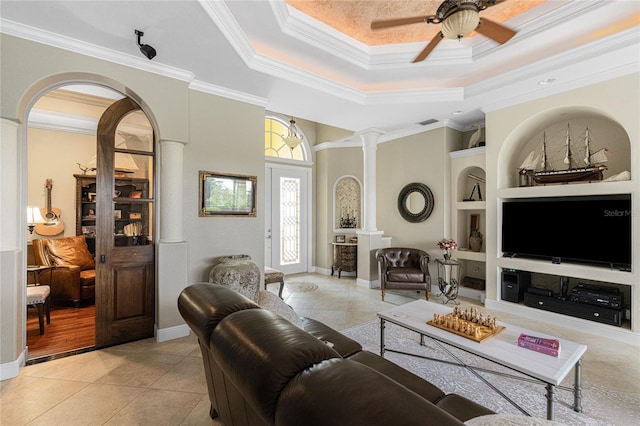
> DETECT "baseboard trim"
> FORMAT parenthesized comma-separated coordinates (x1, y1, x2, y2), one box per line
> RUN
(156, 323, 190, 342)
(0, 351, 25, 381)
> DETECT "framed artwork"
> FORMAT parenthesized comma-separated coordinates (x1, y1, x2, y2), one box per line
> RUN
(199, 170, 257, 217)
(335, 235, 346, 243)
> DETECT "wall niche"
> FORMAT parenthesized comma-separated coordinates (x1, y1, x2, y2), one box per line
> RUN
(510, 113, 631, 189)
(334, 176, 361, 230)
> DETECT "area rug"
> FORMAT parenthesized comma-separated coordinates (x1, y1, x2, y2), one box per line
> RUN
(342, 321, 639, 426)
(285, 281, 318, 293)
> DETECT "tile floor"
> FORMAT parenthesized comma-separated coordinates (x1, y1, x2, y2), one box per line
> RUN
(1, 273, 638, 425)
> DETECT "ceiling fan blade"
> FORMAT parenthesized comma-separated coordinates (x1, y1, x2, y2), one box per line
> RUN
(412, 32, 444, 63)
(476, 17, 516, 44)
(371, 15, 432, 30)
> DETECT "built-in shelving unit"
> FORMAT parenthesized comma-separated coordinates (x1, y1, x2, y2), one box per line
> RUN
(488, 114, 637, 345)
(450, 146, 486, 302)
(74, 174, 150, 254)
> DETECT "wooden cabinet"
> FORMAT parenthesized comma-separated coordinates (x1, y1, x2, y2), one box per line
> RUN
(331, 242, 357, 278)
(75, 174, 150, 254)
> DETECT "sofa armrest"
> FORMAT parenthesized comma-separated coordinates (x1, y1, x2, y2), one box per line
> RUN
(53, 263, 81, 272)
(178, 283, 260, 345)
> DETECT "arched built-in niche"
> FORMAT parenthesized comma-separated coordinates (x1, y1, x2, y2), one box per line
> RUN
(498, 107, 631, 189)
(334, 175, 362, 230)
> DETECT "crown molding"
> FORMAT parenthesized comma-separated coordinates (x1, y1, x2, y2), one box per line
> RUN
(475, 27, 640, 113)
(189, 80, 269, 107)
(0, 19, 194, 83)
(28, 109, 97, 135)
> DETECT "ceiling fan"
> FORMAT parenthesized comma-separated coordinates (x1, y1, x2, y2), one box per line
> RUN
(371, 0, 517, 63)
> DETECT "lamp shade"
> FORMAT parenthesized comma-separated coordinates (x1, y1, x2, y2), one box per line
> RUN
(441, 9, 480, 40)
(26, 206, 45, 225)
(283, 118, 303, 150)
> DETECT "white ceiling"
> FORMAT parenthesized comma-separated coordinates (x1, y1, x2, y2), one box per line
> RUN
(1, 0, 639, 135)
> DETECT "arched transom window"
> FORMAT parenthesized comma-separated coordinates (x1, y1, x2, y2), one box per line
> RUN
(265, 117, 305, 161)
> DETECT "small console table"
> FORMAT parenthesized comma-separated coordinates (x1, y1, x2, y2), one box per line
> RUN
(331, 242, 357, 279)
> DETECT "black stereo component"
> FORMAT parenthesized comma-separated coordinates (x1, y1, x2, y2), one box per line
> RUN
(570, 283, 623, 309)
(501, 270, 531, 303)
(524, 293, 623, 326)
(528, 287, 553, 297)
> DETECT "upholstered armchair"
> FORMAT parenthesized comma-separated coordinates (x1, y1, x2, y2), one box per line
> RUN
(32, 236, 96, 306)
(376, 247, 431, 301)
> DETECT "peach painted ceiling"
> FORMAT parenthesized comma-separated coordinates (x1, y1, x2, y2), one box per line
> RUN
(287, 0, 546, 46)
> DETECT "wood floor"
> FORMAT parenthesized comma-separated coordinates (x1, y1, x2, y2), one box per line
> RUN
(26, 303, 96, 363)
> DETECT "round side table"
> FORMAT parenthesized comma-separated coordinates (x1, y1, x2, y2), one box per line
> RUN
(435, 258, 462, 305)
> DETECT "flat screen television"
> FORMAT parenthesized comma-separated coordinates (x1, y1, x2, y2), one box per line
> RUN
(502, 194, 631, 270)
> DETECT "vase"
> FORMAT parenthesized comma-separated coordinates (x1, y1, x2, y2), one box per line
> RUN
(209, 254, 260, 302)
(469, 231, 483, 252)
(443, 251, 451, 261)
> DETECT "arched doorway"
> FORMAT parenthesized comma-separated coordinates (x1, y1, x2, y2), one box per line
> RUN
(25, 81, 157, 361)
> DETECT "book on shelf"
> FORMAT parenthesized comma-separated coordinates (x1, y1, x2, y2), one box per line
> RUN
(517, 333, 560, 357)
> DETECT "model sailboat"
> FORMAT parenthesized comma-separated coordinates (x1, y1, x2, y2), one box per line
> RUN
(520, 125, 608, 185)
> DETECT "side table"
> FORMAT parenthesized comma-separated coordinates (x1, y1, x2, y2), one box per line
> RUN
(331, 242, 357, 279)
(435, 258, 461, 305)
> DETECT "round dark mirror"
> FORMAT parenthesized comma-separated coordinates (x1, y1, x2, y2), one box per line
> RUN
(397, 182, 434, 223)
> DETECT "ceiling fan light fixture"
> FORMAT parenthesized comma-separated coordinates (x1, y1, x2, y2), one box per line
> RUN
(441, 8, 480, 40)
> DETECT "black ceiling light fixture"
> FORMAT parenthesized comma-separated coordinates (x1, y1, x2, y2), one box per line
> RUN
(135, 29, 156, 60)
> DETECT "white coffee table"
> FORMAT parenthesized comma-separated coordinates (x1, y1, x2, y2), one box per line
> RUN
(377, 300, 587, 421)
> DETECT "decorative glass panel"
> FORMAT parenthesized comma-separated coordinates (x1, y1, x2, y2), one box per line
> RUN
(280, 176, 300, 265)
(265, 118, 304, 160)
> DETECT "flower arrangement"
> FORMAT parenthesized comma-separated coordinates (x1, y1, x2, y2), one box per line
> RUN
(437, 238, 458, 251)
(437, 238, 458, 260)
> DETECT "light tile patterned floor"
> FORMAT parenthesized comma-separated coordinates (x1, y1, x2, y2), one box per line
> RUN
(1, 273, 638, 425)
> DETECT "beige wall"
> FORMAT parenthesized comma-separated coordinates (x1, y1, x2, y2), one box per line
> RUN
(183, 90, 266, 284)
(0, 34, 266, 369)
(27, 128, 96, 239)
(314, 146, 363, 271)
(376, 127, 461, 271)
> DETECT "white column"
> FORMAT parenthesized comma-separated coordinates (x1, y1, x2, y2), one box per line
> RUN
(156, 139, 189, 341)
(359, 129, 383, 232)
(159, 139, 186, 242)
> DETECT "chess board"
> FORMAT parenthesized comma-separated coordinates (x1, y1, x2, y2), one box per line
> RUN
(427, 314, 505, 343)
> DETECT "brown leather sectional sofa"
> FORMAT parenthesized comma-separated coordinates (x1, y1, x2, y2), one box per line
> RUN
(178, 283, 494, 426)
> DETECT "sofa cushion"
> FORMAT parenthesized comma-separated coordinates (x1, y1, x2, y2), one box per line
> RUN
(300, 317, 362, 358)
(435, 394, 496, 423)
(210, 309, 340, 423)
(276, 358, 465, 426)
(386, 267, 425, 282)
(348, 350, 445, 402)
(79, 269, 95, 285)
(44, 236, 95, 271)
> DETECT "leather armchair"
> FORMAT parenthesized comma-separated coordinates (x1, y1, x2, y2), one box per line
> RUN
(376, 247, 431, 301)
(32, 236, 95, 306)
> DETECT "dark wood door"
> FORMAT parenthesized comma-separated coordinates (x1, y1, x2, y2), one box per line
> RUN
(95, 97, 155, 347)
